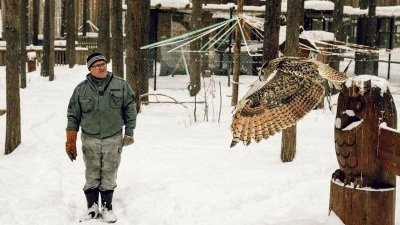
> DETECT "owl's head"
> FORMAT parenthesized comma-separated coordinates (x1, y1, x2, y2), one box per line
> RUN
(335, 76, 396, 131)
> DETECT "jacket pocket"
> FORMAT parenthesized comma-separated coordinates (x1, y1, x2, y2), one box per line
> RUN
(79, 98, 94, 113)
(110, 92, 123, 108)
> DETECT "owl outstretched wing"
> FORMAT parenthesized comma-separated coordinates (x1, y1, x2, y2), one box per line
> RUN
(230, 57, 348, 148)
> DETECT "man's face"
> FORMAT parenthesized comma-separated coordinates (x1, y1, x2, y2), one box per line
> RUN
(90, 60, 108, 78)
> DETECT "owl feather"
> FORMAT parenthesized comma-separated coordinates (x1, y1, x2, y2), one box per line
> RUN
(230, 57, 348, 147)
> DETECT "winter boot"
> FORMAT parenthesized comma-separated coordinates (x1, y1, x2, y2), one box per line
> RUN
(101, 190, 117, 223)
(79, 188, 100, 222)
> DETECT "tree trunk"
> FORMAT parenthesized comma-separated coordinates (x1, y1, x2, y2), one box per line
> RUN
(20, 0, 28, 88)
(138, 0, 150, 103)
(126, 1, 138, 111)
(5, 0, 21, 154)
(75, 0, 80, 35)
(366, 0, 379, 75)
(41, 0, 55, 80)
(41, 0, 50, 77)
(231, 0, 243, 106)
(1, 0, 5, 39)
(355, 0, 378, 75)
(281, 0, 302, 162)
(262, 0, 281, 63)
(331, 0, 344, 71)
(98, 0, 110, 59)
(82, 0, 88, 36)
(32, 0, 39, 45)
(66, 0, 75, 68)
(60, 0, 67, 37)
(48, 0, 55, 81)
(201, 12, 212, 77)
(126, 0, 150, 111)
(189, 0, 202, 97)
(111, 0, 124, 78)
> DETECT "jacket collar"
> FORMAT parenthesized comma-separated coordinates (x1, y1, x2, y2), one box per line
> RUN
(86, 72, 113, 91)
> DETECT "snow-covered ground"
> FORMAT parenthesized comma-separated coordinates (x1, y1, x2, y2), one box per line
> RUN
(1, 58, 400, 225)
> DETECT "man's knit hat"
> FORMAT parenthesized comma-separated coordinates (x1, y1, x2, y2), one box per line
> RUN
(86, 52, 107, 70)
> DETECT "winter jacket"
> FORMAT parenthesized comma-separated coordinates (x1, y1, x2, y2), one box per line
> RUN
(66, 72, 137, 139)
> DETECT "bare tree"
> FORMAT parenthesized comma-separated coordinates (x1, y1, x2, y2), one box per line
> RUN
(75, 0, 80, 34)
(32, 0, 40, 45)
(0, 0, 5, 38)
(200, 12, 212, 77)
(138, 1, 151, 103)
(262, 0, 281, 63)
(66, 0, 75, 68)
(20, 0, 28, 88)
(97, 0, 111, 59)
(281, 0, 303, 162)
(126, 0, 150, 111)
(41, 0, 55, 81)
(189, 0, 202, 97)
(60, 0, 67, 37)
(231, 0, 244, 106)
(5, 0, 21, 154)
(355, 0, 378, 75)
(111, 0, 124, 77)
(82, 0, 89, 36)
(366, 0, 379, 75)
(331, 0, 344, 70)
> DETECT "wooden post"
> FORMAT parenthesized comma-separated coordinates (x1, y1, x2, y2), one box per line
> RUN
(27, 60, 36, 72)
(330, 180, 395, 225)
(231, 0, 243, 106)
(330, 77, 398, 225)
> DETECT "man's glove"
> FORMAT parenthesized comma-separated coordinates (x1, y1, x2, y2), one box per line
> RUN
(122, 135, 134, 147)
(66, 131, 78, 161)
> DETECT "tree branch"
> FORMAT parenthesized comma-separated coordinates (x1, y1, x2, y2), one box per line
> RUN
(140, 93, 188, 108)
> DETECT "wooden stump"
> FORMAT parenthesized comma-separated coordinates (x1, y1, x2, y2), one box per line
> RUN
(329, 179, 395, 225)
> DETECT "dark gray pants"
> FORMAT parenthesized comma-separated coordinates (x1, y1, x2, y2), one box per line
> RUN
(81, 133, 122, 191)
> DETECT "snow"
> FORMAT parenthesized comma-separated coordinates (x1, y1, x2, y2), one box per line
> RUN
(332, 179, 396, 191)
(344, 110, 355, 117)
(304, 1, 334, 11)
(301, 31, 335, 42)
(27, 51, 36, 60)
(335, 118, 341, 129)
(151, 0, 190, 8)
(2, 59, 400, 225)
(380, 122, 400, 133)
(346, 75, 390, 96)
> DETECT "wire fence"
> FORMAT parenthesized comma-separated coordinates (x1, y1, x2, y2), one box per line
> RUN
(72, 36, 400, 90)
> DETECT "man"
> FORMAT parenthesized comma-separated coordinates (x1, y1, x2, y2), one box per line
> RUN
(65, 52, 137, 223)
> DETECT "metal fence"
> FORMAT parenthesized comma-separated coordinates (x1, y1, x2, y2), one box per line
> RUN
(150, 47, 400, 91)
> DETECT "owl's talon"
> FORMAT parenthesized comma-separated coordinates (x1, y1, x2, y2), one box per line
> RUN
(353, 176, 367, 188)
(332, 169, 344, 182)
(343, 177, 351, 186)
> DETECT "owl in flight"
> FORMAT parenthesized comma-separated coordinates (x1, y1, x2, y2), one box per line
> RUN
(230, 57, 348, 147)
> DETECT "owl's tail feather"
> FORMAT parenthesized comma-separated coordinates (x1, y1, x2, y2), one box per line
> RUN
(230, 115, 244, 147)
(231, 112, 277, 147)
(254, 116, 263, 143)
(240, 117, 250, 144)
